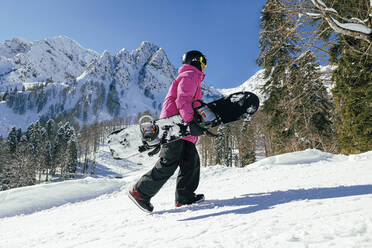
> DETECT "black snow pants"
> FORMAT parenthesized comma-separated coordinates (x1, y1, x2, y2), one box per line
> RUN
(134, 139, 200, 203)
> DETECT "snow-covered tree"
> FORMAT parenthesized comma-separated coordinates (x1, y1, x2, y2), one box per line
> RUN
(308, 0, 372, 43)
(286, 51, 336, 151)
(238, 120, 257, 167)
(7, 127, 19, 153)
(257, 1, 341, 154)
(258, 0, 301, 154)
(1, 119, 79, 190)
(215, 126, 225, 165)
(214, 125, 233, 167)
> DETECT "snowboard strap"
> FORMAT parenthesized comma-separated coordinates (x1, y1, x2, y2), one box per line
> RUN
(138, 141, 161, 155)
(191, 119, 219, 138)
(148, 145, 161, 156)
(192, 99, 220, 129)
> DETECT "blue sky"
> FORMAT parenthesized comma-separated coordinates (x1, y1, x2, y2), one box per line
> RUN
(0, 0, 264, 89)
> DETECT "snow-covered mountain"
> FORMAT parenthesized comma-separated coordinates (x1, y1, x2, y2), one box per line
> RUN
(75, 41, 177, 118)
(220, 65, 335, 105)
(220, 69, 268, 104)
(1, 146, 371, 247)
(0, 36, 98, 90)
(0, 36, 220, 137)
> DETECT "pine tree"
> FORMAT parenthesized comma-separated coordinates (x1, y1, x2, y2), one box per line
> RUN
(7, 127, 19, 153)
(27, 122, 45, 182)
(306, 0, 372, 153)
(0, 139, 8, 190)
(224, 124, 233, 167)
(257, 0, 300, 155)
(44, 140, 52, 181)
(214, 125, 233, 167)
(331, 38, 372, 153)
(287, 51, 336, 151)
(45, 119, 57, 176)
(54, 122, 66, 177)
(65, 123, 78, 177)
(238, 120, 256, 166)
(17, 135, 36, 187)
(215, 126, 225, 165)
(3, 134, 36, 189)
(1, 119, 81, 189)
(67, 139, 78, 176)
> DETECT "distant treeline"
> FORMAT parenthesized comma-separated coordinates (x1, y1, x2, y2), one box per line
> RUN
(0, 117, 128, 191)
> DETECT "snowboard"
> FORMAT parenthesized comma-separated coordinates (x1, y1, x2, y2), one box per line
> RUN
(108, 92, 259, 159)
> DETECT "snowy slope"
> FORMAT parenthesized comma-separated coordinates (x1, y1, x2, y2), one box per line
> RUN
(1, 148, 372, 247)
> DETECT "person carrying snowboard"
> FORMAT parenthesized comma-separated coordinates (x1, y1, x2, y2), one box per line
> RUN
(128, 50, 207, 213)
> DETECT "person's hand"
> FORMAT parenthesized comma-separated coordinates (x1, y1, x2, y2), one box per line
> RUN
(188, 120, 205, 136)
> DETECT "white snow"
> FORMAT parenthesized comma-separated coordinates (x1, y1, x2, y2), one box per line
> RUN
(311, 0, 327, 8)
(305, 12, 322, 18)
(0, 35, 371, 247)
(229, 93, 245, 104)
(1, 147, 372, 247)
(0, 177, 125, 218)
(331, 17, 372, 35)
(310, 0, 372, 35)
(325, 8, 338, 14)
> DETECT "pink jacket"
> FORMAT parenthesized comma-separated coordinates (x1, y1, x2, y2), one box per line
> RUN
(160, 64, 205, 144)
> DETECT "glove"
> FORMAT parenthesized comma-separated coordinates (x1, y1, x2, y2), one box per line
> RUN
(188, 120, 205, 136)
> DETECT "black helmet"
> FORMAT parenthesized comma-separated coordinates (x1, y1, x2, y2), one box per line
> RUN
(182, 50, 207, 72)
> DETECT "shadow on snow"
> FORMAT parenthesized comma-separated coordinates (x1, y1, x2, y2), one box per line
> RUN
(152, 184, 372, 221)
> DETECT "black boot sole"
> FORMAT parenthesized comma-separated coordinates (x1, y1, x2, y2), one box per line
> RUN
(128, 191, 153, 213)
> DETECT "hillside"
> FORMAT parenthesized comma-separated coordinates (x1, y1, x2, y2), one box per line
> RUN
(0, 147, 371, 247)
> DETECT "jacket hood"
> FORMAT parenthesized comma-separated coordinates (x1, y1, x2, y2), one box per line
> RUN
(178, 64, 205, 82)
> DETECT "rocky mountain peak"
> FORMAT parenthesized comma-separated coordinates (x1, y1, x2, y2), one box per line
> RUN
(131, 41, 160, 68)
(0, 38, 32, 58)
(0, 36, 99, 88)
(0, 36, 221, 137)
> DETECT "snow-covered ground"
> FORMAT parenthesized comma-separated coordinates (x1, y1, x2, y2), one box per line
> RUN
(1, 146, 372, 248)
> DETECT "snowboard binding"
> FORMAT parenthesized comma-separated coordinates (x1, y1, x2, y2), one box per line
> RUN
(192, 100, 218, 129)
(138, 115, 161, 156)
(192, 100, 220, 138)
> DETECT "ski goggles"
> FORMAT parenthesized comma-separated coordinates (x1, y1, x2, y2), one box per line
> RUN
(200, 56, 207, 67)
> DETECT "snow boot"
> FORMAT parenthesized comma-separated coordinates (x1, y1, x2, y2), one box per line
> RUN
(128, 187, 154, 213)
(175, 194, 205, 207)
